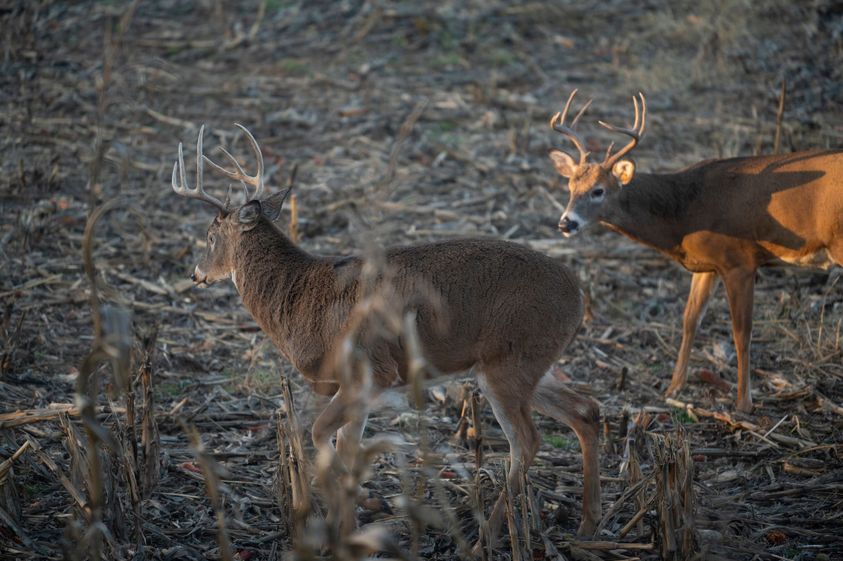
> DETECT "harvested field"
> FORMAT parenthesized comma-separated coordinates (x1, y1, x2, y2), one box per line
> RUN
(1, 1, 842, 560)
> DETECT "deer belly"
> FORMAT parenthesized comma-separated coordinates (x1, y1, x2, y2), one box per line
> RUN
(771, 248, 836, 270)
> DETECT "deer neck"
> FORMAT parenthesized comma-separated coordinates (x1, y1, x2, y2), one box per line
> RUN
(233, 220, 322, 338)
(231, 219, 352, 380)
(600, 173, 696, 257)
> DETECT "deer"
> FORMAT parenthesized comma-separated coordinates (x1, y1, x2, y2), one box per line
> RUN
(547, 89, 843, 414)
(170, 124, 602, 549)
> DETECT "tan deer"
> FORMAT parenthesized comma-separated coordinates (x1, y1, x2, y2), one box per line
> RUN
(171, 124, 602, 546)
(548, 90, 843, 413)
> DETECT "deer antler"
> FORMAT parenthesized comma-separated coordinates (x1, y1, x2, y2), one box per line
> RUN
(172, 125, 227, 211)
(550, 89, 593, 166)
(202, 124, 266, 201)
(599, 92, 646, 169)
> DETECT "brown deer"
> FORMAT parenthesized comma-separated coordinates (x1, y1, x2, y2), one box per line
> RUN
(548, 90, 843, 413)
(171, 124, 602, 546)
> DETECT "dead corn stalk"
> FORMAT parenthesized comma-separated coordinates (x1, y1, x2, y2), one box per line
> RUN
(649, 424, 697, 560)
(596, 412, 697, 558)
(182, 421, 235, 561)
(276, 376, 312, 550)
(62, 197, 135, 560)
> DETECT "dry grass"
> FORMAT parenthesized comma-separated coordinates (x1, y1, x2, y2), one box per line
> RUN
(1, 1, 842, 560)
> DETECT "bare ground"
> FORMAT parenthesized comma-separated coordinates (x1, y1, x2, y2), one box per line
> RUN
(1, 1, 842, 560)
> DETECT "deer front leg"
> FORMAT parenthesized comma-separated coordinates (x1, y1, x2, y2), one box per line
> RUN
(482, 404, 539, 545)
(666, 272, 718, 398)
(473, 373, 540, 557)
(722, 268, 756, 413)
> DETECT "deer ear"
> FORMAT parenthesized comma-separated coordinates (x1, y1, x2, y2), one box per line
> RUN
(612, 159, 635, 185)
(549, 150, 577, 178)
(260, 188, 291, 222)
(237, 200, 261, 228)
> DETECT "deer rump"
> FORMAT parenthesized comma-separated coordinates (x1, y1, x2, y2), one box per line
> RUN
(257, 236, 584, 397)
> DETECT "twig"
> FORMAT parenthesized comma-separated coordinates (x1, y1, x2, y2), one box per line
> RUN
(617, 496, 655, 539)
(0, 440, 31, 485)
(143, 106, 197, 130)
(773, 79, 786, 154)
(26, 436, 88, 512)
(665, 398, 816, 448)
(815, 392, 843, 416)
(572, 540, 655, 551)
(378, 98, 428, 194)
(286, 164, 299, 243)
(762, 414, 788, 439)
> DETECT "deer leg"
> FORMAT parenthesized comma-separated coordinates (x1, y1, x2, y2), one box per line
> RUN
(666, 272, 718, 398)
(335, 405, 369, 470)
(531, 372, 601, 535)
(722, 268, 756, 413)
(310, 389, 366, 534)
(474, 372, 540, 553)
(311, 390, 348, 454)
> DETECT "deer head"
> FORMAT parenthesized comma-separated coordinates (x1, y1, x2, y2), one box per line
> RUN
(171, 124, 289, 286)
(548, 90, 646, 236)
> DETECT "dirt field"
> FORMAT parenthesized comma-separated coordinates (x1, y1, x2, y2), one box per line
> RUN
(1, 1, 842, 560)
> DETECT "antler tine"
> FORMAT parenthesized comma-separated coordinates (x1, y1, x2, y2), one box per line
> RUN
(604, 141, 615, 163)
(550, 89, 591, 166)
(560, 88, 578, 123)
(171, 125, 227, 210)
(237, 123, 265, 199)
(637, 92, 647, 137)
(599, 91, 647, 169)
(202, 123, 266, 201)
(570, 97, 593, 129)
(219, 146, 254, 200)
(195, 126, 204, 197)
(630, 95, 640, 132)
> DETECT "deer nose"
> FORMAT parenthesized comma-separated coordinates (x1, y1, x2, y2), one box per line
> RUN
(559, 216, 579, 234)
(191, 265, 204, 283)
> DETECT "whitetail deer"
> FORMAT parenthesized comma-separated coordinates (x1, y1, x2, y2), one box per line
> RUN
(548, 90, 843, 413)
(171, 124, 601, 546)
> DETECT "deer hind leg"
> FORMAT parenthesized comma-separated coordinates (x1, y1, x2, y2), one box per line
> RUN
(335, 406, 369, 471)
(722, 268, 756, 414)
(310, 389, 371, 533)
(311, 389, 370, 474)
(475, 371, 540, 551)
(666, 272, 718, 398)
(531, 372, 601, 535)
(311, 390, 347, 454)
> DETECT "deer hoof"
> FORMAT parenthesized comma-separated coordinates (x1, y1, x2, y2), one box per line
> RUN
(577, 517, 598, 537)
(736, 398, 753, 414)
(664, 383, 682, 398)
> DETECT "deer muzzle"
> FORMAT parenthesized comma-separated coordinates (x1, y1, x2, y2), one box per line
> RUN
(191, 265, 209, 286)
(558, 213, 581, 236)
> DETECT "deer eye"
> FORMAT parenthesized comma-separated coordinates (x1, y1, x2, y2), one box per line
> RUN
(208, 233, 216, 248)
(591, 188, 604, 199)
